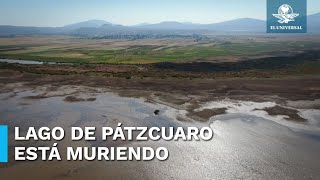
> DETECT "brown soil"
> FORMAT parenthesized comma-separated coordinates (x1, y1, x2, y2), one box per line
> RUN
(0, 70, 319, 103)
(187, 108, 227, 122)
(262, 105, 307, 122)
(64, 96, 96, 102)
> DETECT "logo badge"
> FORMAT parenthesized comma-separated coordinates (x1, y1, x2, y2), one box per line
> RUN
(267, 0, 307, 33)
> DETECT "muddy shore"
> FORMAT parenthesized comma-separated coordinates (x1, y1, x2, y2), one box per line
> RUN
(1, 69, 320, 122)
(1, 69, 319, 99)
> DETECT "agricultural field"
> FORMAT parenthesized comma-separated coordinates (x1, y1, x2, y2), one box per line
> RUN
(1, 35, 320, 64)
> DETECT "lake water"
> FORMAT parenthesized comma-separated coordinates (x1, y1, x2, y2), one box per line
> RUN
(0, 59, 62, 65)
(0, 86, 319, 179)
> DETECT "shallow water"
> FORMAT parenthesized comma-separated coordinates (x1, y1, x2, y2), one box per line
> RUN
(0, 59, 62, 65)
(0, 88, 320, 179)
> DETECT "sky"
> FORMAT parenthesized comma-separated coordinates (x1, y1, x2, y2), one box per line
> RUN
(0, 0, 319, 27)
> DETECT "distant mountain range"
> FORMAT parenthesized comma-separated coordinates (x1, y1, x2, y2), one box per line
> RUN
(62, 20, 112, 30)
(0, 13, 319, 36)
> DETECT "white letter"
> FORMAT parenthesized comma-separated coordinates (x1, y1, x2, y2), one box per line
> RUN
(102, 127, 113, 140)
(52, 127, 64, 141)
(72, 127, 83, 140)
(187, 127, 200, 141)
(156, 147, 169, 161)
(15, 147, 26, 160)
(200, 127, 213, 141)
(38, 127, 51, 140)
(67, 147, 83, 160)
(85, 127, 96, 141)
(143, 147, 154, 161)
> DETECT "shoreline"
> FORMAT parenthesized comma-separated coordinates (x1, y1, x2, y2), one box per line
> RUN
(1, 72, 320, 122)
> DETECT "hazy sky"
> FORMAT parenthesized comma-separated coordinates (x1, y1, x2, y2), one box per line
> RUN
(0, 0, 319, 27)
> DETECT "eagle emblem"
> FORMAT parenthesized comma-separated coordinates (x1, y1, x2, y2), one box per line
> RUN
(273, 4, 299, 24)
